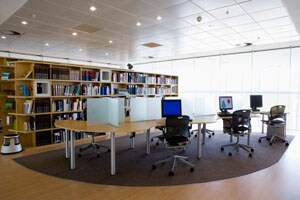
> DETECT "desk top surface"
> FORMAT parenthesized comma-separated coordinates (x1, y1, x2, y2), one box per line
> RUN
(55, 120, 157, 133)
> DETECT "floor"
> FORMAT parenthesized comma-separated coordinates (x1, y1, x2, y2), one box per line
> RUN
(0, 131, 300, 200)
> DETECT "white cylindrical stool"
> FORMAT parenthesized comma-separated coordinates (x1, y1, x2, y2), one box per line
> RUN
(1, 134, 22, 154)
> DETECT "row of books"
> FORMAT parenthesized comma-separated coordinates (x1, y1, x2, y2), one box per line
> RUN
(52, 84, 80, 96)
(36, 131, 52, 146)
(82, 70, 99, 81)
(52, 99, 82, 112)
(156, 77, 177, 85)
(52, 67, 80, 80)
(23, 115, 51, 131)
(34, 64, 50, 79)
(53, 130, 87, 144)
(23, 99, 50, 114)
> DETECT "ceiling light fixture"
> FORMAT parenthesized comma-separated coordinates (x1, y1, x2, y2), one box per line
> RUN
(90, 6, 97, 11)
(156, 16, 162, 21)
(109, 40, 113, 44)
(136, 22, 142, 26)
(21, 21, 27, 25)
(45, 43, 49, 46)
(79, 48, 82, 51)
(105, 52, 109, 56)
(72, 32, 78, 36)
(1, 36, 6, 39)
(196, 16, 202, 23)
(236, 42, 252, 47)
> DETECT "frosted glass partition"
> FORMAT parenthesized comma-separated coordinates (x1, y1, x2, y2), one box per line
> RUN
(87, 98, 124, 127)
(181, 95, 193, 118)
(130, 97, 161, 121)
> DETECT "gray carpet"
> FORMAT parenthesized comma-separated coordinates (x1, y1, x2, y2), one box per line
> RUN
(14, 131, 293, 186)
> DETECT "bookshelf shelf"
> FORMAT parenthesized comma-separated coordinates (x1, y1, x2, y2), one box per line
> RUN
(0, 58, 178, 148)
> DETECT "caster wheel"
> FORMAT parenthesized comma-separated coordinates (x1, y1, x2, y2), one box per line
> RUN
(251, 149, 254, 152)
(152, 165, 157, 170)
(78, 153, 82, 157)
(285, 142, 289, 146)
(107, 149, 111, 152)
(221, 147, 224, 151)
(228, 152, 232, 156)
(258, 139, 261, 143)
(151, 139, 154, 142)
(208, 135, 211, 138)
(190, 168, 195, 172)
(96, 146, 100, 149)
(96, 154, 100, 158)
(212, 133, 215, 136)
(169, 171, 174, 176)
(79, 148, 83, 151)
(249, 153, 253, 157)
(269, 142, 272, 146)
(195, 135, 198, 138)
(266, 138, 270, 141)
(156, 142, 159, 146)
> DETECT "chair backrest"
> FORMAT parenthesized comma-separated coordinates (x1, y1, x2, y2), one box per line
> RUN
(269, 105, 285, 121)
(165, 115, 190, 140)
(231, 109, 251, 132)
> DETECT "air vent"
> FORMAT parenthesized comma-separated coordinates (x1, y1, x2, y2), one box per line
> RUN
(0, 30, 21, 36)
(72, 24, 101, 33)
(142, 42, 162, 48)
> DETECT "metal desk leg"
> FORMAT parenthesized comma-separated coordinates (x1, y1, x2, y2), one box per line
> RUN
(202, 123, 206, 145)
(111, 132, 116, 176)
(70, 130, 75, 169)
(197, 124, 202, 159)
(262, 114, 265, 134)
(130, 132, 135, 149)
(247, 129, 251, 145)
(65, 130, 70, 159)
(146, 129, 150, 155)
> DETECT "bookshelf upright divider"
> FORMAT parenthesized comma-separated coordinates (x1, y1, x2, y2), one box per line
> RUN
(0, 59, 178, 148)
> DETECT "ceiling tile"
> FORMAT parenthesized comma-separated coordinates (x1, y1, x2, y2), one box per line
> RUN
(142, 0, 188, 9)
(264, 25, 297, 34)
(232, 23, 261, 33)
(23, 0, 68, 16)
(250, 7, 288, 22)
(209, 5, 247, 20)
(258, 17, 292, 29)
(190, 32, 214, 40)
(118, 0, 157, 17)
(197, 20, 227, 31)
(175, 26, 203, 35)
(158, 19, 191, 30)
(222, 14, 255, 27)
(192, 0, 236, 11)
(164, 1, 204, 18)
(209, 28, 236, 36)
(239, 0, 283, 13)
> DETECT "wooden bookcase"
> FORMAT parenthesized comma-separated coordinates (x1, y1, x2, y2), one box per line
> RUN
(0, 59, 178, 147)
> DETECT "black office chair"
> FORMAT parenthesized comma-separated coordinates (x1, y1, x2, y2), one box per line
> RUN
(152, 115, 195, 176)
(78, 108, 110, 158)
(151, 126, 166, 145)
(220, 109, 254, 157)
(258, 105, 289, 146)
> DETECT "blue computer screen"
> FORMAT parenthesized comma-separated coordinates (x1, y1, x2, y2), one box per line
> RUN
(219, 96, 233, 112)
(161, 99, 182, 117)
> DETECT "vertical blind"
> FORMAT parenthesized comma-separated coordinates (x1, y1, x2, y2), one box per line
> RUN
(135, 47, 300, 131)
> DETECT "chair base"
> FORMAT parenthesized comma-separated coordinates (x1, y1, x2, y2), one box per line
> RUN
(221, 142, 254, 157)
(152, 153, 195, 176)
(78, 142, 110, 157)
(258, 134, 289, 146)
(192, 129, 215, 138)
(151, 134, 165, 145)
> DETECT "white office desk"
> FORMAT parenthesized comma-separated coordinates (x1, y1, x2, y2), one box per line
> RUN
(55, 120, 156, 176)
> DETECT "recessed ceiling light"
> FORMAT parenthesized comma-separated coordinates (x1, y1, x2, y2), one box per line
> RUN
(156, 16, 162, 21)
(72, 32, 78, 36)
(21, 21, 27, 25)
(45, 43, 49, 46)
(90, 6, 97, 11)
(136, 22, 142, 26)
(105, 52, 109, 56)
(1, 36, 6, 39)
(109, 40, 113, 44)
(79, 48, 82, 51)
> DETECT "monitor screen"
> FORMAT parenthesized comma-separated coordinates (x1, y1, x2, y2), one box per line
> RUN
(161, 99, 182, 118)
(250, 95, 263, 111)
(219, 96, 233, 112)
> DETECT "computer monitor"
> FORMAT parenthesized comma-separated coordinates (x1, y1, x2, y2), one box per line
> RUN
(219, 96, 233, 113)
(250, 95, 263, 111)
(161, 99, 182, 118)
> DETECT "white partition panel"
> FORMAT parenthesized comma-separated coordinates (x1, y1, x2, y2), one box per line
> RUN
(130, 97, 147, 121)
